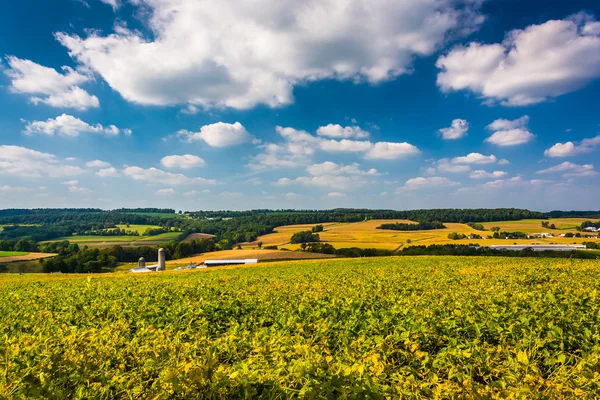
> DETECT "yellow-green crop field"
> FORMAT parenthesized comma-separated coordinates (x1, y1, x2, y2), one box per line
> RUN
(2, 256, 600, 398)
(249, 218, 600, 251)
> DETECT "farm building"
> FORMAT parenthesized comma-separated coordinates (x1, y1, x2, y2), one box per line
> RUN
(128, 249, 166, 273)
(584, 227, 599, 232)
(203, 259, 258, 267)
(489, 244, 586, 251)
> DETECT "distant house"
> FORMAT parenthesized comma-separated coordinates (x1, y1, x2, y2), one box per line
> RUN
(531, 233, 553, 238)
(584, 227, 599, 232)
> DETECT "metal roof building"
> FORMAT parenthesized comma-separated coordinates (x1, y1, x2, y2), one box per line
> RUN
(203, 259, 258, 266)
(489, 244, 586, 251)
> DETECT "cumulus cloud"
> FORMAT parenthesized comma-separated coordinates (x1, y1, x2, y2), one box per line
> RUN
(438, 119, 469, 139)
(306, 161, 378, 176)
(484, 115, 534, 146)
(22, 114, 131, 137)
(96, 167, 120, 177)
(0, 185, 36, 193)
(451, 153, 497, 165)
(122, 166, 217, 185)
(397, 176, 460, 192)
(176, 122, 250, 147)
(56, 0, 483, 110)
(61, 180, 79, 185)
(486, 115, 529, 131)
(436, 14, 600, 106)
(68, 185, 93, 194)
(156, 188, 175, 195)
(86, 160, 111, 168)
(0, 145, 85, 178)
(536, 162, 598, 178)
(248, 125, 418, 170)
(278, 161, 379, 190)
(316, 124, 370, 139)
(482, 176, 549, 190)
(326, 192, 346, 198)
(364, 142, 420, 160)
(469, 170, 508, 179)
(99, 0, 119, 10)
(4, 56, 99, 110)
(544, 135, 600, 157)
(160, 154, 206, 169)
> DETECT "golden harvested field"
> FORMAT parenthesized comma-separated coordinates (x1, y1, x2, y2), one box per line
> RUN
(244, 222, 341, 247)
(254, 218, 600, 251)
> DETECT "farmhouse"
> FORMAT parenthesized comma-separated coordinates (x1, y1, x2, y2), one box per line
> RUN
(531, 233, 553, 238)
(584, 227, 599, 232)
(489, 244, 586, 251)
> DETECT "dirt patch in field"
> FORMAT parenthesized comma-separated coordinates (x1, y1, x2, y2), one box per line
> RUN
(0, 253, 57, 263)
(182, 233, 216, 242)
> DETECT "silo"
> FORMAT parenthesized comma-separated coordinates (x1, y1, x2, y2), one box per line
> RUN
(158, 248, 166, 271)
(138, 257, 146, 268)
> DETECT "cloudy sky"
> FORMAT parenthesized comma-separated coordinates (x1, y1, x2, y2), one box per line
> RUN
(1, 0, 599, 211)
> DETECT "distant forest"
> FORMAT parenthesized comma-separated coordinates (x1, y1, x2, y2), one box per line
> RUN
(2, 207, 598, 273)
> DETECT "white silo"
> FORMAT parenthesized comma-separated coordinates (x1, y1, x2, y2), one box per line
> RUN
(138, 257, 146, 268)
(158, 248, 166, 271)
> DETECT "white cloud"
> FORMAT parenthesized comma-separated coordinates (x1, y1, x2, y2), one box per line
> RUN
(176, 122, 250, 147)
(160, 154, 206, 169)
(435, 158, 471, 173)
(22, 114, 130, 137)
(86, 160, 111, 168)
(68, 185, 92, 194)
(248, 125, 418, 170)
(498, 159, 510, 165)
(281, 161, 379, 190)
(364, 142, 420, 160)
(436, 15, 600, 106)
(4, 56, 99, 110)
(122, 166, 217, 185)
(482, 176, 549, 190)
(438, 119, 469, 140)
(451, 153, 497, 165)
(156, 188, 175, 195)
(61, 180, 79, 185)
(544, 135, 600, 157)
(292, 175, 369, 190)
(486, 115, 529, 131)
(485, 129, 535, 146)
(484, 115, 534, 146)
(469, 170, 508, 179)
(327, 192, 346, 198)
(316, 124, 369, 139)
(0, 145, 85, 178)
(0, 185, 36, 193)
(99, 0, 119, 11)
(306, 161, 378, 176)
(397, 176, 460, 192)
(320, 139, 374, 153)
(57, 0, 483, 110)
(96, 167, 120, 177)
(536, 162, 597, 178)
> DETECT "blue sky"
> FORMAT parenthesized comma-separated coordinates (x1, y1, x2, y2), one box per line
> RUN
(1, 0, 599, 211)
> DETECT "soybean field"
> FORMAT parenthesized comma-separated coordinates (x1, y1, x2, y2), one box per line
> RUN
(2, 256, 600, 398)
